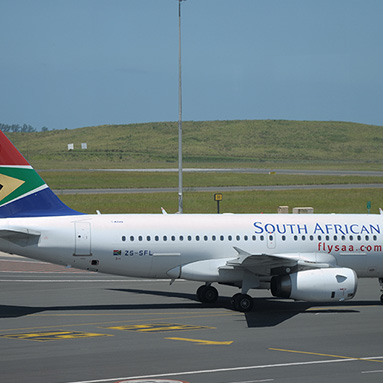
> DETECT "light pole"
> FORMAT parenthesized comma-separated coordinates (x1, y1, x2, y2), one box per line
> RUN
(178, 0, 185, 214)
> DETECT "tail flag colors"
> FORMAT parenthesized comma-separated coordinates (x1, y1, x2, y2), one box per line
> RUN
(0, 131, 82, 217)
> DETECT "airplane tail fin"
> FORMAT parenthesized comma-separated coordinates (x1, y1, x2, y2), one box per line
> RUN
(0, 131, 82, 218)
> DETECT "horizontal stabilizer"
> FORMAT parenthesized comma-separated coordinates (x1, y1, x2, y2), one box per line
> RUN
(0, 228, 41, 246)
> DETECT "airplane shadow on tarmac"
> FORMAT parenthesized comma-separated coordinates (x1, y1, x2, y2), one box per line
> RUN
(0, 287, 373, 327)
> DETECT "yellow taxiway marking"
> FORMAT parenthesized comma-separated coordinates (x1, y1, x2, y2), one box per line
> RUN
(270, 348, 383, 363)
(0, 312, 234, 333)
(0, 330, 112, 342)
(33, 310, 230, 317)
(166, 337, 233, 345)
(103, 323, 215, 332)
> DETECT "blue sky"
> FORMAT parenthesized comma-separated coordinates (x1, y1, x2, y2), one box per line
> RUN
(1, 0, 382, 130)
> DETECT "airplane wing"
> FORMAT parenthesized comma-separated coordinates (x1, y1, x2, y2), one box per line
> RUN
(224, 247, 336, 276)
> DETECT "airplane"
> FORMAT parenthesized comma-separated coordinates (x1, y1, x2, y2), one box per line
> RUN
(1, 130, 383, 312)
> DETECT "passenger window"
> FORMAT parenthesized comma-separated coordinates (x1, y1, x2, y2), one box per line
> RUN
(130, 236, 134, 242)
(365, 235, 369, 241)
(163, 236, 167, 241)
(204, 235, 208, 241)
(220, 235, 224, 241)
(187, 235, 192, 241)
(122, 236, 126, 242)
(357, 235, 361, 241)
(325, 235, 329, 241)
(260, 235, 264, 241)
(302, 235, 306, 241)
(252, 235, 256, 241)
(236, 235, 240, 241)
(171, 236, 175, 241)
(155, 236, 159, 241)
(244, 235, 248, 241)
(212, 235, 216, 241)
(374, 235, 377, 241)
(228, 235, 232, 241)
(282, 235, 286, 241)
(146, 236, 151, 241)
(294, 235, 298, 241)
(179, 236, 184, 241)
(350, 235, 354, 241)
(138, 236, 143, 242)
(318, 235, 322, 241)
(196, 236, 200, 241)
(333, 235, 337, 241)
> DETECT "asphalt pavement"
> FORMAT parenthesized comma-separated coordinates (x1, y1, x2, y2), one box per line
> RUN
(1, 253, 383, 383)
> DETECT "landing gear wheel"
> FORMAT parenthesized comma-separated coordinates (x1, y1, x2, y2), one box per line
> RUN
(196, 285, 218, 304)
(233, 293, 254, 312)
(196, 285, 206, 302)
(230, 293, 241, 309)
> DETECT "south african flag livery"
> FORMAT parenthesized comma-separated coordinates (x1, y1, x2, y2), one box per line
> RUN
(0, 131, 82, 217)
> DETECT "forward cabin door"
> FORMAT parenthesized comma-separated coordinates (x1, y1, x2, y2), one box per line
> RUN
(74, 222, 92, 256)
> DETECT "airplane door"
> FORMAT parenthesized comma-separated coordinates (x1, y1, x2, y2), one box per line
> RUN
(74, 222, 92, 256)
(267, 233, 276, 249)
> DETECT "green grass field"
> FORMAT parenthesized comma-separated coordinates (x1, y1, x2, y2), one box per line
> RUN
(6, 119, 383, 169)
(59, 188, 383, 215)
(40, 171, 383, 190)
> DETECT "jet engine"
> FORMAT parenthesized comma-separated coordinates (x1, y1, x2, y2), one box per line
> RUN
(271, 268, 357, 302)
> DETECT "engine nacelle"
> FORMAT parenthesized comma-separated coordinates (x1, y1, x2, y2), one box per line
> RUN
(271, 268, 358, 302)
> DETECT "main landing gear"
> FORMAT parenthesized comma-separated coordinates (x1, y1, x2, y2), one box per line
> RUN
(196, 284, 254, 312)
(230, 293, 254, 312)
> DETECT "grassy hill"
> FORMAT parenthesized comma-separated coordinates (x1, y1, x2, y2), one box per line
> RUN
(5, 120, 383, 169)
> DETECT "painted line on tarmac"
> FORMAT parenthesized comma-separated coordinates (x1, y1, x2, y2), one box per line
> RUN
(0, 312, 231, 333)
(0, 330, 112, 342)
(306, 305, 380, 310)
(361, 370, 383, 374)
(269, 348, 383, 363)
(103, 323, 215, 332)
(165, 337, 233, 345)
(62, 356, 374, 383)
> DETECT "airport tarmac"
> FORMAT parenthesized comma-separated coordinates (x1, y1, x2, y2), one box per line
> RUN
(1, 253, 383, 383)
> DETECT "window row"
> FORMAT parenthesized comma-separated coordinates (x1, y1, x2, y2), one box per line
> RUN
(121, 234, 378, 242)
(291, 234, 378, 242)
(122, 234, 260, 242)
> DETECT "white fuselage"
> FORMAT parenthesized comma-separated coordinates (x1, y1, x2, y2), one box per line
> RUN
(1, 213, 383, 283)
